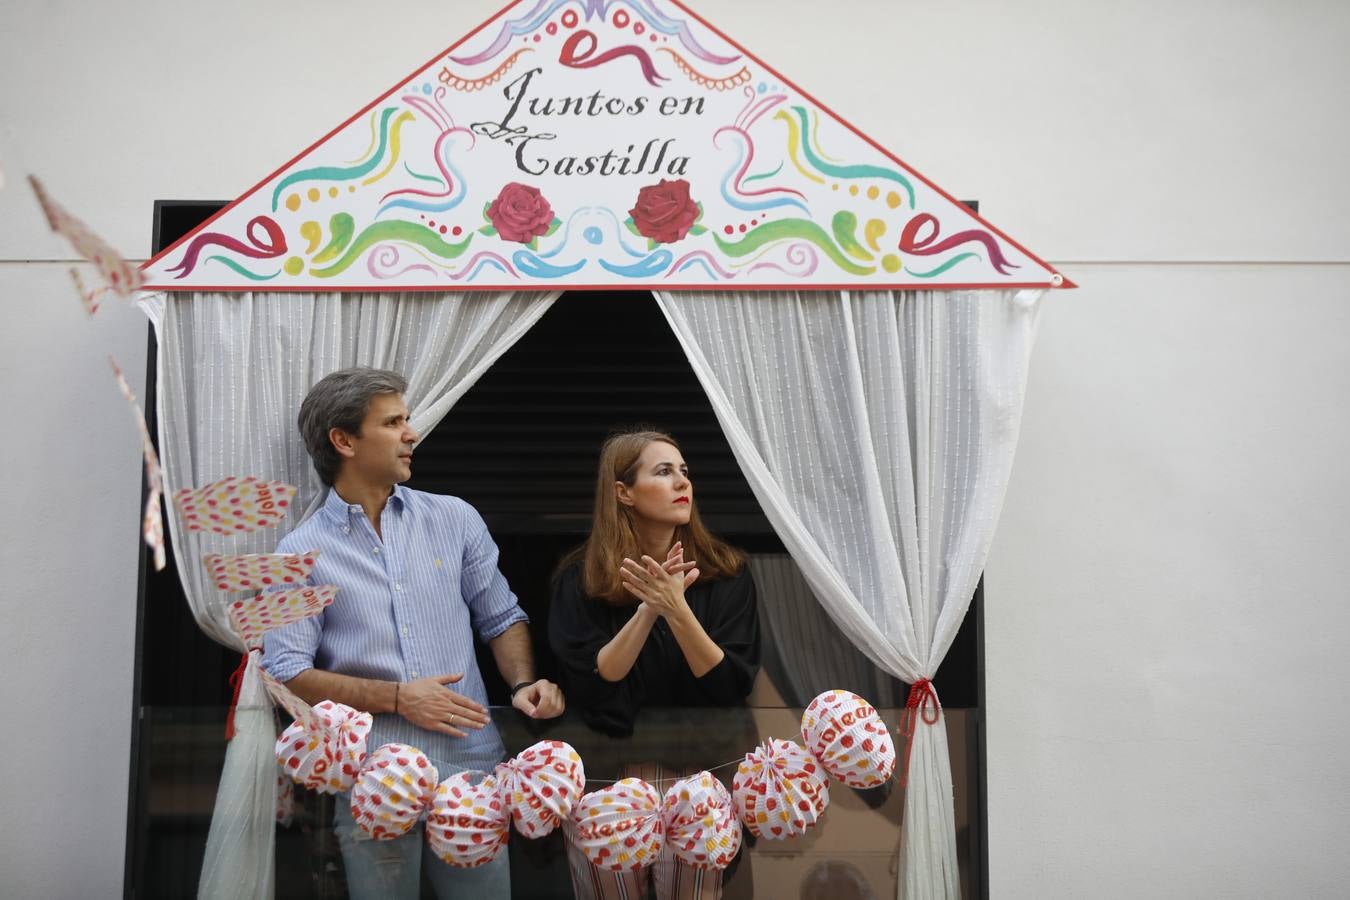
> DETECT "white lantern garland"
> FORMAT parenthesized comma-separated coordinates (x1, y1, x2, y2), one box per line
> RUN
(276, 689, 901, 868)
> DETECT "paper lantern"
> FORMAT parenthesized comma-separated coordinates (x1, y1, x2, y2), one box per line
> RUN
(732, 738, 830, 839)
(275, 719, 337, 793)
(800, 690, 896, 789)
(571, 777, 664, 872)
(313, 700, 373, 793)
(427, 772, 510, 868)
(662, 772, 742, 870)
(350, 744, 439, 840)
(495, 739, 585, 838)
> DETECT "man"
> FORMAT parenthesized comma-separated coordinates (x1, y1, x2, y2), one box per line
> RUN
(263, 367, 564, 899)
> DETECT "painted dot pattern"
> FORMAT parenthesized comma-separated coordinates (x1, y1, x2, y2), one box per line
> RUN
(800, 690, 897, 789)
(427, 772, 510, 868)
(731, 738, 829, 840)
(228, 584, 337, 649)
(661, 772, 741, 871)
(174, 476, 296, 535)
(494, 739, 585, 839)
(572, 777, 664, 873)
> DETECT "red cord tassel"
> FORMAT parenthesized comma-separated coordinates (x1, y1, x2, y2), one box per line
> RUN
(898, 678, 940, 787)
(224, 652, 250, 740)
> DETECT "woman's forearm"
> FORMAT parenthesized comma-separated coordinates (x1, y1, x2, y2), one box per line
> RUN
(595, 605, 660, 682)
(666, 610, 726, 678)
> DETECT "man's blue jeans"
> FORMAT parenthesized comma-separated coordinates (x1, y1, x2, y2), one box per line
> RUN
(333, 758, 511, 899)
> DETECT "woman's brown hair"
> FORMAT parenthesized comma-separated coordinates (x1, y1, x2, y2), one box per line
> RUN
(562, 430, 745, 603)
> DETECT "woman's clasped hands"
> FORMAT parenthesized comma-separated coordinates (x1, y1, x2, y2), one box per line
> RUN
(620, 541, 700, 619)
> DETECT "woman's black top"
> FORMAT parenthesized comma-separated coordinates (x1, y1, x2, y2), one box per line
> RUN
(548, 561, 761, 737)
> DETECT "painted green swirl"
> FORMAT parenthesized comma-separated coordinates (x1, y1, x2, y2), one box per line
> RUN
(309, 220, 472, 277)
(312, 213, 356, 265)
(831, 211, 873, 262)
(714, 219, 875, 276)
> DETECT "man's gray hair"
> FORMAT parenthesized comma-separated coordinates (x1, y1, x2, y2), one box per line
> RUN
(298, 367, 408, 486)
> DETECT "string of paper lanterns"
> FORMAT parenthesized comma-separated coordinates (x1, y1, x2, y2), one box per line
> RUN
(275, 689, 897, 871)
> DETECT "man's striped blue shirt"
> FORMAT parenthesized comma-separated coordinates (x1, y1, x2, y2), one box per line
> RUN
(261, 484, 527, 773)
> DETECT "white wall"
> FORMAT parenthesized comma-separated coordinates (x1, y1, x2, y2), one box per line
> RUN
(1, 0, 1346, 896)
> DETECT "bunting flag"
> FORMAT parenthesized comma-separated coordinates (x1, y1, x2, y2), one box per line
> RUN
(227, 584, 338, 649)
(29, 175, 142, 296)
(174, 476, 296, 535)
(109, 357, 165, 571)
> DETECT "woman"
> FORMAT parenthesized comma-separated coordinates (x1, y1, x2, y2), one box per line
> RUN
(549, 430, 760, 899)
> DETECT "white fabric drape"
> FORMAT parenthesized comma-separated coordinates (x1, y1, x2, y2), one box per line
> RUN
(138, 288, 559, 900)
(749, 555, 902, 708)
(656, 288, 1041, 900)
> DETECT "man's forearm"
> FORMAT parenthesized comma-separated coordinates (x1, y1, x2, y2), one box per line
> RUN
(487, 621, 536, 688)
(284, 668, 400, 714)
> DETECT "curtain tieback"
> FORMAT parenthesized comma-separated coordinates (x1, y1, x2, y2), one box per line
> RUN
(898, 678, 940, 787)
(224, 652, 251, 740)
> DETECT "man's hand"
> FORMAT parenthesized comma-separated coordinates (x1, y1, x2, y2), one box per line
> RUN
(398, 673, 491, 738)
(510, 678, 566, 719)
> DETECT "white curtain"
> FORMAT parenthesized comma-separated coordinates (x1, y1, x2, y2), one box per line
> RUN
(137, 289, 559, 899)
(655, 288, 1042, 900)
(749, 555, 902, 708)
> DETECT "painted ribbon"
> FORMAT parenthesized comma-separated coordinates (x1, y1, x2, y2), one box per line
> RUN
(898, 213, 1018, 275)
(165, 215, 286, 279)
(559, 30, 667, 87)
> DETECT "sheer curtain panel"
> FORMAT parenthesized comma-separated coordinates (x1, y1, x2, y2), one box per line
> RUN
(656, 288, 1042, 900)
(138, 288, 559, 899)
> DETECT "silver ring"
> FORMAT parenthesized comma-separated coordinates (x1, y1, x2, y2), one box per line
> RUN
(450, 714, 456, 725)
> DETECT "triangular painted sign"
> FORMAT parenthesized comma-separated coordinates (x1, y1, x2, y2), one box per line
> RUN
(142, 0, 1071, 291)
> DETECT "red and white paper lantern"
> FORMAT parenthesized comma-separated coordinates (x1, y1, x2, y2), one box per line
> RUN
(427, 771, 510, 868)
(572, 777, 664, 872)
(731, 738, 830, 839)
(494, 739, 585, 838)
(662, 772, 742, 870)
(800, 690, 897, 789)
(350, 744, 439, 840)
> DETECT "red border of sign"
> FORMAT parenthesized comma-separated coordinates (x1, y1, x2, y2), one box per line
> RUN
(141, 0, 1075, 291)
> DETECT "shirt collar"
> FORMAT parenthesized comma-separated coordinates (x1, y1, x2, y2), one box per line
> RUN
(320, 483, 411, 526)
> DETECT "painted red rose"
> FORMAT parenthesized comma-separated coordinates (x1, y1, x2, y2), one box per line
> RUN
(487, 183, 554, 243)
(629, 178, 699, 244)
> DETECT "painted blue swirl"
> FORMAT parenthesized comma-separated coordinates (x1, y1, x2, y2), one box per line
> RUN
(512, 250, 587, 278)
(599, 249, 673, 278)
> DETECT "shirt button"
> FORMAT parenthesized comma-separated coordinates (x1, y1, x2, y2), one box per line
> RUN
(410, 671, 419, 678)
(395, 584, 402, 591)
(401, 626, 409, 636)
(342, 527, 350, 534)
(373, 548, 381, 555)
